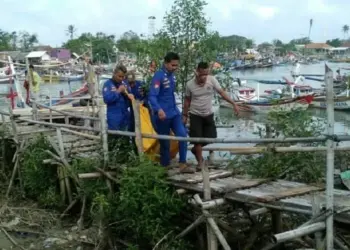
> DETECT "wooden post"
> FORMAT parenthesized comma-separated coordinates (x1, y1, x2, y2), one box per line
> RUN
(99, 105, 108, 166)
(56, 128, 72, 203)
(312, 195, 323, 249)
(1, 114, 6, 172)
(325, 64, 335, 250)
(271, 210, 283, 250)
(202, 161, 217, 250)
(132, 100, 143, 154)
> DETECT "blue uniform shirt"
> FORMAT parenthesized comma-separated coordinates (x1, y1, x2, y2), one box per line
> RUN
(102, 79, 131, 130)
(148, 66, 180, 119)
(125, 80, 145, 101)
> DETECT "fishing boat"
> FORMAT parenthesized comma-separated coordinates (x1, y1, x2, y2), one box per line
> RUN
(236, 95, 314, 114)
(59, 74, 84, 82)
(220, 86, 258, 108)
(310, 90, 350, 110)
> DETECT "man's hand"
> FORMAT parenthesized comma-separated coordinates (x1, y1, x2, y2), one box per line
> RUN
(158, 109, 166, 120)
(116, 85, 126, 93)
(233, 103, 239, 116)
(127, 94, 134, 100)
(182, 115, 188, 125)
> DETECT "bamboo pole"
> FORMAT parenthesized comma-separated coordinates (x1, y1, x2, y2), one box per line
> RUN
(1, 114, 6, 172)
(202, 162, 218, 250)
(312, 195, 323, 249)
(56, 128, 72, 203)
(132, 100, 143, 154)
(272, 222, 325, 244)
(325, 64, 335, 250)
(99, 105, 108, 166)
(16, 117, 346, 145)
(30, 100, 100, 121)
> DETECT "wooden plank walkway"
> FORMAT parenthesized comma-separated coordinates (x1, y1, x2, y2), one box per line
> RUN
(167, 168, 350, 224)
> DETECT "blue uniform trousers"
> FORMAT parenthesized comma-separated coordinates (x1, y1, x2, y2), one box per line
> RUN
(155, 114, 187, 166)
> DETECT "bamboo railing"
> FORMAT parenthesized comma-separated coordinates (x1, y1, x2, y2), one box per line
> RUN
(0, 64, 341, 250)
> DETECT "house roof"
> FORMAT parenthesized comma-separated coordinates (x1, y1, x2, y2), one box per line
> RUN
(305, 43, 333, 49)
(26, 51, 49, 58)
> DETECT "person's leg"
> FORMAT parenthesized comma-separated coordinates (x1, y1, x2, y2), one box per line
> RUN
(189, 114, 205, 168)
(202, 114, 217, 164)
(155, 118, 171, 167)
(171, 115, 195, 173)
(171, 114, 188, 163)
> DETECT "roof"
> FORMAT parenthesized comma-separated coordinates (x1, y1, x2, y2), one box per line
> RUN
(26, 51, 49, 58)
(305, 43, 333, 49)
(342, 42, 350, 48)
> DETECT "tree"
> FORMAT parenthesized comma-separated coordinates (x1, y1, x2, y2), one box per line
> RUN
(289, 37, 311, 45)
(220, 35, 253, 51)
(0, 29, 11, 51)
(63, 32, 116, 63)
(272, 39, 283, 47)
(326, 38, 342, 47)
(10, 31, 17, 50)
(162, 0, 211, 97)
(18, 31, 38, 50)
(116, 30, 141, 53)
(66, 25, 77, 40)
(342, 25, 349, 39)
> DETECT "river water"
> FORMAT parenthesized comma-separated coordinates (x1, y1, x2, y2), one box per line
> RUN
(1, 62, 350, 158)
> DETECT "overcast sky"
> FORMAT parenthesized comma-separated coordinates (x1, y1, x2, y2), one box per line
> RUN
(1, 0, 350, 46)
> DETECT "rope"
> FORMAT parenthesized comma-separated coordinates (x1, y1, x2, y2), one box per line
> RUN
(0, 51, 89, 68)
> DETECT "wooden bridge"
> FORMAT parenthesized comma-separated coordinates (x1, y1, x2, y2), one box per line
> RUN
(0, 65, 348, 249)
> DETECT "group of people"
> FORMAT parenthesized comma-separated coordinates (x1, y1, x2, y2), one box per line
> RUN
(103, 52, 239, 173)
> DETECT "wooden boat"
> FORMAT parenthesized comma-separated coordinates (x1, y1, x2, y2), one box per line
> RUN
(42, 74, 61, 82)
(311, 95, 350, 110)
(235, 95, 314, 114)
(220, 86, 258, 108)
(59, 74, 84, 82)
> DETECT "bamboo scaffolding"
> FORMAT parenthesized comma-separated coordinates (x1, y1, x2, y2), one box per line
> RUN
(11, 117, 350, 145)
(30, 100, 100, 121)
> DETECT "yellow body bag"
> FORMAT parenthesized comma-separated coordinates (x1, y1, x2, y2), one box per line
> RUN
(131, 99, 179, 162)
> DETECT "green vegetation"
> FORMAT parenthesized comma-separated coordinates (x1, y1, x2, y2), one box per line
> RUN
(231, 109, 327, 183)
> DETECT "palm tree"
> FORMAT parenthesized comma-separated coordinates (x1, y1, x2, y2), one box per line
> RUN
(342, 25, 349, 39)
(66, 25, 77, 40)
(308, 19, 313, 40)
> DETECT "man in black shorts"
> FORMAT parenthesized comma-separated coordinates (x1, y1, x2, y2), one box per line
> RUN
(182, 62, 239, 170)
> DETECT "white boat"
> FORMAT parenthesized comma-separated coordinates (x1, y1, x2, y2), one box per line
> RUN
(60, 74, 84, 82)
(236, 95, 314, 114)
(220, 85, 258, 108)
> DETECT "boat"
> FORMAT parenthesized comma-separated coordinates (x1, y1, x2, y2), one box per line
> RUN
(310, 90, 350, 110)
(236, 95, 314, 114)
(60, 74, 84, 82)
(42, 74, 61, 82)
(256, 79, 288, 85)
(220, 86, 258, 108)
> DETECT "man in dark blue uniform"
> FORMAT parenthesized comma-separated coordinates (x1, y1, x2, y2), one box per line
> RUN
(102, 65, 133, 131)
(148, 52, 194, 173)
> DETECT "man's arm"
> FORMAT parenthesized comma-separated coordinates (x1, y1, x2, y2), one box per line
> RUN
(183, 84, 191, 117)
(148, 72, 162, 112)
(102, 81, 121, 104)
(212, 76, 236, 105)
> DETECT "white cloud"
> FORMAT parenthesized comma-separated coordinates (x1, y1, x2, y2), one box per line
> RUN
(249, 5, 279, 20)
(306, 0, 338, 14)
(207, 0, 279, 21)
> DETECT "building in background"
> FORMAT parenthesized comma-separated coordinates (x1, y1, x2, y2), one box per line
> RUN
(26, 51, 51, 64)
(51, 48, 71, 62)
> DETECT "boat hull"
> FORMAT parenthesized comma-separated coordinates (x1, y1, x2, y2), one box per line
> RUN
(311, 96, 350, 110)
(226, 95, 314, 114)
